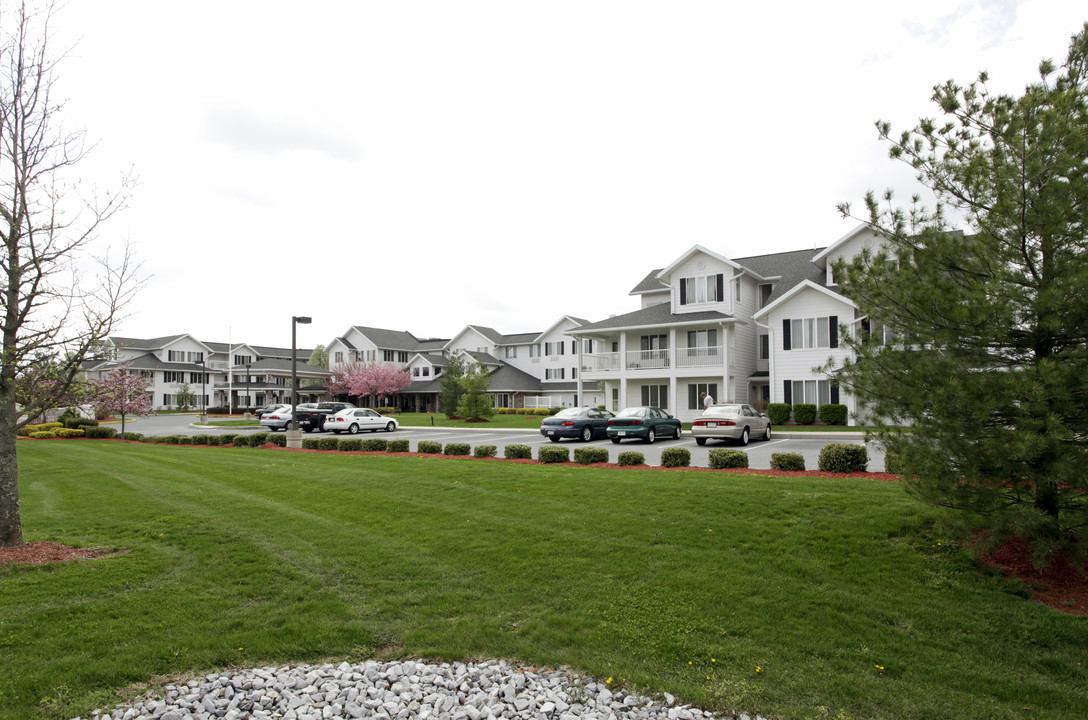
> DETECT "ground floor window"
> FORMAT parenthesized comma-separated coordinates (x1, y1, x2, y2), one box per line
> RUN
(611, 388, 619, 411)
(687, 383, 718, 410)
(492, 393, 510, 408)
(784, 379, 838, 405)
(641, 384, 668, 408)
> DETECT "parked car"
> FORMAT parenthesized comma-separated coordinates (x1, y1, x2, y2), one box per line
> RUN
(254, 403, 289, 419)
(691, 403, 771, 446)
(325, 408, 399, 434)
(540, 407, 615, 442)
(259, 403, 318, 432)
(295, 402, 356, 432)
(606, 406, 682, 444)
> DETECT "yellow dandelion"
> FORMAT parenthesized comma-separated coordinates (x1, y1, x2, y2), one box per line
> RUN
(756, 666, 762, 673)
(606, 677, 612, 685)
(711, 658, 716, 663)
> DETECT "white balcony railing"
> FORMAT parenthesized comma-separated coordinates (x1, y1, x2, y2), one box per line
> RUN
(580, 346, 724, 374)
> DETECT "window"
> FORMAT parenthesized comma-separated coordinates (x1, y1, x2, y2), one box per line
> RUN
(422, 367, 430, 377)
(398, 351, 409, 362)
(783, 379, 838, 406)
(383, 350, 395, 362)
(759, 334, 769, 360)
(162, 394, 174, 406)
(163, 371, 183, 383)
(680, 274, 723, 306)
(189, 372, 207, 384)
(734, 277, 741, 302)
(687, 383, 718, 410)
(545, 368, 565, 380)
(582, 339, 594, 354)
(187, 351, 204, 363)
(529, 344, 541, 358)
(504, 346, 517, 359)
(759, 283, 772, 308)
(334, 351, 344, 363)
(611, 388, 619, 411)
(571, 367, 577, 379)
(866, 319, 896, 345)
(545, 342, 565, 356)
(233, 354, 252, 366)
(167, 350, 183, 361)
(641, 384, 668, 408)
(782, 316, 838, 350)
(412, 368, 420, 377)
(686, 329, 718, 357)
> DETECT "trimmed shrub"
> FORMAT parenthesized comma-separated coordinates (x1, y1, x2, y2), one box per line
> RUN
(417, 440, 442, 454)
(766, 403, 791, 426)
(219, 433, 238, 446)
(534, 408, 550, 416)
(444, 442, 471, 456)
(548, 407, 562, 416)
(85, 426, 118, 439)
(246, 433, 270, 447)
(538, 446, 570, 464)
(63, 417, 99, 429)
(29, 431, 57, 439)
(361, 438, 389, 452)
(56, 428, 85, 438)
(617, 451, 645, 466)
(263, 433, 286, 447)
(883, 448, 905, 475)
(709, 448, 749, 469)
(818, 403, 848, 426)
(473, 445, 497, 458)
(770, 452, 805, 471)
(376, 407, 395, 414)
(189, 434, 212, 445)
(317, 437, 340, 451)
(20, 422, 63, 436)
(573, 447, 609, 465)
(387, 439, 410, 453)
(792, 403, 817, 425)
(338, 438, 363, 452)
(302, 438, 320, 450)
(175, 436, 192, 445)
(818, 443, 868, 473)
(660, 447, 691, 468)
(504, 444, 531, 459)
(121, 432, 143, 441)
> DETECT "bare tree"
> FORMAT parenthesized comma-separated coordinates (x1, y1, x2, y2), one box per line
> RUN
(0, 2, 142, 547)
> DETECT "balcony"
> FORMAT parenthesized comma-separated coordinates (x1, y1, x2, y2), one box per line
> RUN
(580, 347, 725, 375)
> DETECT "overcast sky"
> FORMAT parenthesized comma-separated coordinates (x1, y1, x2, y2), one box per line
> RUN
(47, 1, 1085, 349)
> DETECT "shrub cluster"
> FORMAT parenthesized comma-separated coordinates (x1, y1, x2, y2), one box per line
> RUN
(361, 438, 388, 452)
(53, 427, 83, 438)
(387, 439, 410, 453)
(709, 448, 749, 469)
(573, 447, 609, 465)
(375, 407, 395, 414)
(504, 444, 531, 459)
(883, 448, 905, 475)
(766, 404, 791, 426)
(121, 432, 143, 441)
(444, 442, 471, 456)
(770, 452, 805, 471)
(417, 440, 442, 454)
(85, 426, 118, 439)
(29, 431, 57, 439)
(219, 434, 238, 446)
(534, 409, 551, 416)
(63, 417, 99, 430)
(338, 439, 363, 451)
(660, 447, 691, 468)
(538, 446, 569, 464)
(190, 434, 213, 445)
(19, 422, 63, 436)
(317, 437, 339, 451)
(792, 403, 817, 425)
(302, 438, 320, 450)
(617, 451, 645, 466)
(817, 403, 848, 426)
(473, 445, 497, 458)
(817, 443, 868, 473)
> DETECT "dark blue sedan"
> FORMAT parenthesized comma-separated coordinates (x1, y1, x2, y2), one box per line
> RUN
(540, 407, 615, 442)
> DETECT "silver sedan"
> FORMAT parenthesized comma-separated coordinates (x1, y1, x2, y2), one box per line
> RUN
(691, 403, 771, 446)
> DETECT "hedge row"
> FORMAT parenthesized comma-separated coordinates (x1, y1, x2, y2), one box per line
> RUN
(766, 403, 849, 426)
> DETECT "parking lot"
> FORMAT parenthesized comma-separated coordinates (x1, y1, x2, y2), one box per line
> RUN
(131, 415, 886, 471)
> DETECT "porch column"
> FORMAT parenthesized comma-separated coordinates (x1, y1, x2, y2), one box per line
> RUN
(722, 325, 732, 402)
(668, 327, 677, 415)
(576, 338, 583, 406)
(619, 332, 628, 408)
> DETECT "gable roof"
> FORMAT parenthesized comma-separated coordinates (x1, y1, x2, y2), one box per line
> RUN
(733, 247, 828, 307)
(751, 280, 856, 320)
(811, 223, 871, 264)
(656, 245, 743, 280)
(630, 268, 668, 296)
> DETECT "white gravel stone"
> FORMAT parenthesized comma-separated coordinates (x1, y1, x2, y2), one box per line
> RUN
(74, 659, 772, 720)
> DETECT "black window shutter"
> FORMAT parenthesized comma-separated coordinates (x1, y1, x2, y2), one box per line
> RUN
(829, 315, 838, 348)
(680, 280, 687, 305)
(783, 380, 792, 405)
(861, 318, 870, 338)
(716, 274, 724, 302)
(831, 383, 840, 404)
(782, 319, 792, 351)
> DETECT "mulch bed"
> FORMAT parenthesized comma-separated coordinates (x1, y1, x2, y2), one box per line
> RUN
(0, 542, 125, 566)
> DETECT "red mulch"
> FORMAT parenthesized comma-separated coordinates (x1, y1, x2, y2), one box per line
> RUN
(976, 537, 1088, 617)
(0, 542, 125, 566)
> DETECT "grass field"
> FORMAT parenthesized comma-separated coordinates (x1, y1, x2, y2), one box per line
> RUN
(3, 441, 1085, 719)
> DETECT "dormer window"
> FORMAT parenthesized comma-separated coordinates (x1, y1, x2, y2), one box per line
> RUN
(680, 274, 723, 306)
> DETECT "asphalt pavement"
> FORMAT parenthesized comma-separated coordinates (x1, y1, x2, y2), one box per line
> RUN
(122, 414, 886, 471)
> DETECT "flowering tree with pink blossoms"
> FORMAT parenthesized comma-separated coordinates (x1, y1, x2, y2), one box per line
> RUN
(328, 361, 411, 408)
(91, 362, 153, 435)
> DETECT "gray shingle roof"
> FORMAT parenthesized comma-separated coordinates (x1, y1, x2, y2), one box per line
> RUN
(571, 304, 734, 333)
(629, 269, 668, 295)
(733, 247, 829, 305)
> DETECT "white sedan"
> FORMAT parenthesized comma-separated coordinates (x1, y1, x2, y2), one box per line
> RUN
(325, 408, 399, 434)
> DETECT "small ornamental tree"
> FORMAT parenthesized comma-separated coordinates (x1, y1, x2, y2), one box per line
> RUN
(456, 363, 494, 422)
(438, 355, 466, 418)
(175, 382, 196, 411)
(308, 344, 329, 370)
(91, 362, 153, 435)
(327, 361, 410, 407)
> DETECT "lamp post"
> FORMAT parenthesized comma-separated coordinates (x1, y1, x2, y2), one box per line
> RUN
(287, 315, 312, 448)
(246, 362, 251, 418)
(199, 358, 207, 424)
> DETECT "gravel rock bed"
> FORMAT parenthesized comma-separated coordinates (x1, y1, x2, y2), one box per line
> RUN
(73, 659, 767, 720)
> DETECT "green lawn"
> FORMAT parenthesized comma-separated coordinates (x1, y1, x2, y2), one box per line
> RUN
(3, 441, 1085, 720)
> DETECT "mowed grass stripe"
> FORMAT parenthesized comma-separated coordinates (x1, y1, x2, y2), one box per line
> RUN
(2, 441, 1085, 720)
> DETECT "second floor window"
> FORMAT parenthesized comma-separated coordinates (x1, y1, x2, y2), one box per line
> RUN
(384, 350, 395, 362)
(680, 274, 723, 306)
(783, 316, 838, 350)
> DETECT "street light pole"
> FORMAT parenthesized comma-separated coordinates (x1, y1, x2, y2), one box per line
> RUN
(246, 362, 251, 416)
(287, 315, 312, 448)
(199, 358, 207, 424)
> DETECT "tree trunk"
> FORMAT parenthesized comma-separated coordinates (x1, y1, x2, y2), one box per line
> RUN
(0, 386, 22, 547)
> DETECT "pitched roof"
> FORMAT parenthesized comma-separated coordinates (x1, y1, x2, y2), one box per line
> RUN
(733, 247, 829, 306)
(570, 304, 735, 334)
(486, 364, 544, 393)
(349, 325, 429, 350)
(630, 268, 668, 295)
